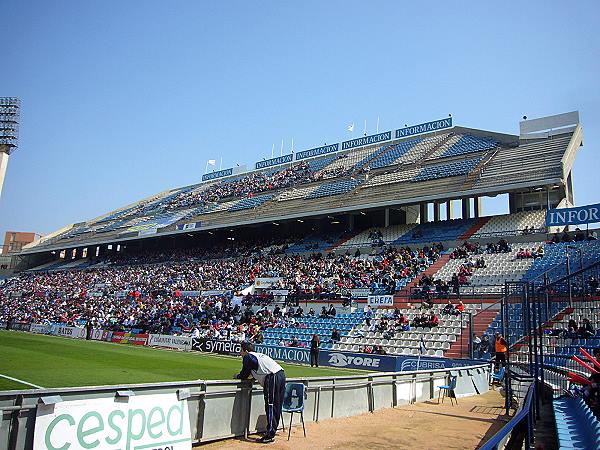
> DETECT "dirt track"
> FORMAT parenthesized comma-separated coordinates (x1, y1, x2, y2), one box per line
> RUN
(198, 390, 508, 450)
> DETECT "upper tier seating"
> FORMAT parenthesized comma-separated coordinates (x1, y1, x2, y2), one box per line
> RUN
(427, 134, 497, 160)
(229, 193, 274, 211)
(368, 138, 421, 170)
(306, 178, 361, 199)
(413, 157, 484, 182)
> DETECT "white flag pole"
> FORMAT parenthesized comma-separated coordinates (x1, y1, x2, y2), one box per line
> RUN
(363, 119, 367, 136)
(291, 138, 294, 154)
(204, 161, 209, 174)
(219, 157, 223, 170)
(271, 143, 275, 158)
(280, 139, 284, 157)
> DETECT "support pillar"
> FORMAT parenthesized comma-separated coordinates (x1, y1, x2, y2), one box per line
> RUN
(348, 214, 354, 231)
(473, 197, 482, 218)
(433, 202, 441, 222)
(462, 198, 471, 219)
(384, 208, 390, 228)
(446, 200, 454, 220)
(419, 203, 429, 223)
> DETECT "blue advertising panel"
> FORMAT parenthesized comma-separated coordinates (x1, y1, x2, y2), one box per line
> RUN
(255, 154, 293, 170)
(546, 203, 600, 227)
(341, 131, 392, 151)
(296, 143, 339, 161)
(395, 118, 453, 139)
(255, 344, 311, 365)
(256, 344, 481, 372)
(202, 168, 234, 182)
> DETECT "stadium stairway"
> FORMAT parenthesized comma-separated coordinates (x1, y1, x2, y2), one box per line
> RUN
(445, 308, 499, 358)
(457, 216, 490, 240)
(393, 254, 451, 305)
(419, 133, 455, 161)
(327, 229, 363, 252)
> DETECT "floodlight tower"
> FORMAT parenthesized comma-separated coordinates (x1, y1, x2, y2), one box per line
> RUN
(0, 97, 20, 199)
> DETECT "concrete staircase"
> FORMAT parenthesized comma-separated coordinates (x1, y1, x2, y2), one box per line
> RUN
(445, 308, 499, 358)
(327, 229, 363, 252)
(393, 254, 451, 306)
(458, 216, 490, 240)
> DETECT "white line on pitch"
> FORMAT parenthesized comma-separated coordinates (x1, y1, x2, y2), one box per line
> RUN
(0, 373, 44, 389)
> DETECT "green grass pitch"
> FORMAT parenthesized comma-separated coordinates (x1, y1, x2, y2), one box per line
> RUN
(0, 330, 361, 391)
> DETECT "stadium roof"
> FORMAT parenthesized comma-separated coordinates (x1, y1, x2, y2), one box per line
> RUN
(20, 114, 583, 255)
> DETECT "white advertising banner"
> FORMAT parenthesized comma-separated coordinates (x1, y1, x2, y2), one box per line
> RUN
(91, 329, 113, 341)
(33, 393, 192, 450)
(148, 334, 192, 351)
(30, 323, 51, 334)
(367, 295, 394, 307)
(50, 325, 87, 339)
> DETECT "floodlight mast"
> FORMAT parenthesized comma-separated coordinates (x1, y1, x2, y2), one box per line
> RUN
(0, 97, 20, 199)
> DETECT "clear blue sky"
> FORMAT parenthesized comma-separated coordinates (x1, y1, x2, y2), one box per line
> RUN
(1, 0, 599, 237)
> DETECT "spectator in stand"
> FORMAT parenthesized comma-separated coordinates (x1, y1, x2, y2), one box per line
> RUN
(472, 333, 482, 358)
(455, 301, 465, 314)
(363, 345, 373, 354)
(442, 300, 455, 316)
(495, 333, 508, 368)
(427, 313, 439, 328)
(327, 303, 336, 317)
(289, 336, 300, 347)
(588, 276, 599, 295)
(579, 318, 595, 338)
(565, 319, 579, 338)
(330, 327, 341, 343)
(451, 273, 460, 297)
(310, 334, 320, 367)
(575, 228, 586, 242)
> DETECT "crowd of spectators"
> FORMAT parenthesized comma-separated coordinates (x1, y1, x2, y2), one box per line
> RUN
(0, 241, 436, 335)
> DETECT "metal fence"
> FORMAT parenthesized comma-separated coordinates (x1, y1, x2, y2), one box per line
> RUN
(0, 364, 490, 450)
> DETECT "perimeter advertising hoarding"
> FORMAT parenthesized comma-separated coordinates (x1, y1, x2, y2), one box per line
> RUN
(341, 131, 392, 151)
(33, 393, 191, 450)
(192, 338, 241, 356)
(111, 332, 149, 346)
(255, 344, 480, 372)
(148, 334, 192, 351)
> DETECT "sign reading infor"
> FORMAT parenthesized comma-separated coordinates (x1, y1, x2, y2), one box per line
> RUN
(33, 393, 191, 450)
(546, 203, 600, 227)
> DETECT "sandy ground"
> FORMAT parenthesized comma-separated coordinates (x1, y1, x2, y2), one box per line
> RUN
(198, 390, 509, 450)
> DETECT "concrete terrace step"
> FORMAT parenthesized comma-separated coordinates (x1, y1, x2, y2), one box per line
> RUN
(458, 216, 490, 240)
(393, 254, 452, 305)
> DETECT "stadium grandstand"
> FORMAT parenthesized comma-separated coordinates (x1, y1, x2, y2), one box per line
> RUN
(3, 110, 600, 449)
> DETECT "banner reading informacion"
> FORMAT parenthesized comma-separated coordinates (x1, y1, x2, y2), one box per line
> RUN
(33, 393, 192, 450)
(111, 332, 149, 346)
(367, 295, 393, 307)
(295, 143, 339, 161)
(341, 131, 392, 151)
(255, 153, 293, 170)
(149, 334, 192, 351)
(546, 203, 600, 227)
(202, 167, 233, 182)
(395, 117, 453, 139)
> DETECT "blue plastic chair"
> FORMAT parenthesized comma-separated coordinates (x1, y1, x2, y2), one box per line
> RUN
(491, 367, 505, 387)
(281, 383, 306, 440)
(438, 376, 458, 406)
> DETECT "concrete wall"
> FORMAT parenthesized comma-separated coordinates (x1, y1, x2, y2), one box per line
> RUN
(0, 364, 489, 449)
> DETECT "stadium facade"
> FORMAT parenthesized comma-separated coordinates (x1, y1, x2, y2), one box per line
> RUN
(12, 111, 582, 270)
